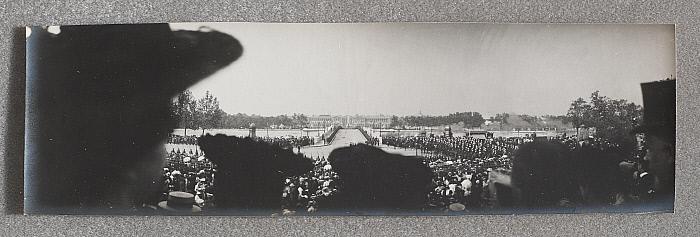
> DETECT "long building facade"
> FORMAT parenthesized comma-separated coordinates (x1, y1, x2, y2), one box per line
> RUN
(307, 115, 391, 128)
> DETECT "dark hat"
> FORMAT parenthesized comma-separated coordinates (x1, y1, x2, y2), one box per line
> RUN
(158, 191, 202, 213)
(631, 79, 675, 138)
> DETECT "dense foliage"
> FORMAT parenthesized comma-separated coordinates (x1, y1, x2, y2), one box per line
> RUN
(401, 112, 486, 128)
(565, 91, 643, 146)
(219, 113, 309, 129)
(171, 90, 309, 131)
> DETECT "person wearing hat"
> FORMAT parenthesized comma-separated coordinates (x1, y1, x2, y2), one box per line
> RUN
(629, 79, 675, 207)
(26, 24, 243, 214)
(158, 191, 202, 214)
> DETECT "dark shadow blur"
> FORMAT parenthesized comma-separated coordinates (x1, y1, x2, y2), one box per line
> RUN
(326, 143, 433, 211)
(25, 24, 242, 214)
(4, 27, 27, 214)
(511, 140, 579, 207)
(197, 134, 314, 211)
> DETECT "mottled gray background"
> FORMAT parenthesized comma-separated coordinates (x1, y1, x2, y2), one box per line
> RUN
(2, 1, 698, 235)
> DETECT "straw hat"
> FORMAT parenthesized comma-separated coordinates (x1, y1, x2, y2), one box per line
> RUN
(158, 191, 202, 213)
(448, 202, 466, 212)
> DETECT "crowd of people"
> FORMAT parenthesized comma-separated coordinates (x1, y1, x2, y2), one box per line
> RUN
(154, 129, 661, 214)
(429, 170, 489, 210)
(381, 135, 522, 210)
(167, 134, 315, 149)
(156, 135, 320, 210)
(167, 134, 198, 145)
(382, 135, 522, 161)
(253, 136, 314, 150)
(365, 137, 380, 146)
(378, 133, 656, 210)
(280, 158, 341, 213)
(155, 148, 216, 207)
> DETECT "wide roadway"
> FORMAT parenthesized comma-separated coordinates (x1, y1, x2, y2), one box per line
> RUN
(299, 129, 423, 160)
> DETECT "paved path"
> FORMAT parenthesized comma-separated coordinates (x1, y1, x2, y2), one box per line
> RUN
(299, 129, 423, 159)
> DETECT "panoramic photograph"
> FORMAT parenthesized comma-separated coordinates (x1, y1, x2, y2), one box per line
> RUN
(25, 22, 675, 215)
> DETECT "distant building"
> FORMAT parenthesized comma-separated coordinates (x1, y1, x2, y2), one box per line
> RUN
(307, 115, 344, 128)
(307, 115, 391, 128)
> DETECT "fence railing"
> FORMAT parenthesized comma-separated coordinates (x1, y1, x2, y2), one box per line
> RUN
(356, 127, 372, 141)
(324, 126, 343, 144)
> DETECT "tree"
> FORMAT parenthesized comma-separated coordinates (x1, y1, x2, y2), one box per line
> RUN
(518, 114, 540, 126)
(541, 115, 570, 130)
(464, 111, 485, 128)
(196, 91, 224, 135)
(171, 90, 198, 136)
(565, 91, 642, 146)
(565, 97, 590, 137)
(219, 113, 315, 129)
(494, 113, 510, 131)
(587, 91, 642, 144)
(398, 112, 484, 129)
(389, 115, 403, 128)
(291, 113, 309, 128)
(275, 114, 291, 128)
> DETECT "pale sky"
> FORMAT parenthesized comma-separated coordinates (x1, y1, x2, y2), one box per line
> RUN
(169, 23, 675, 118)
